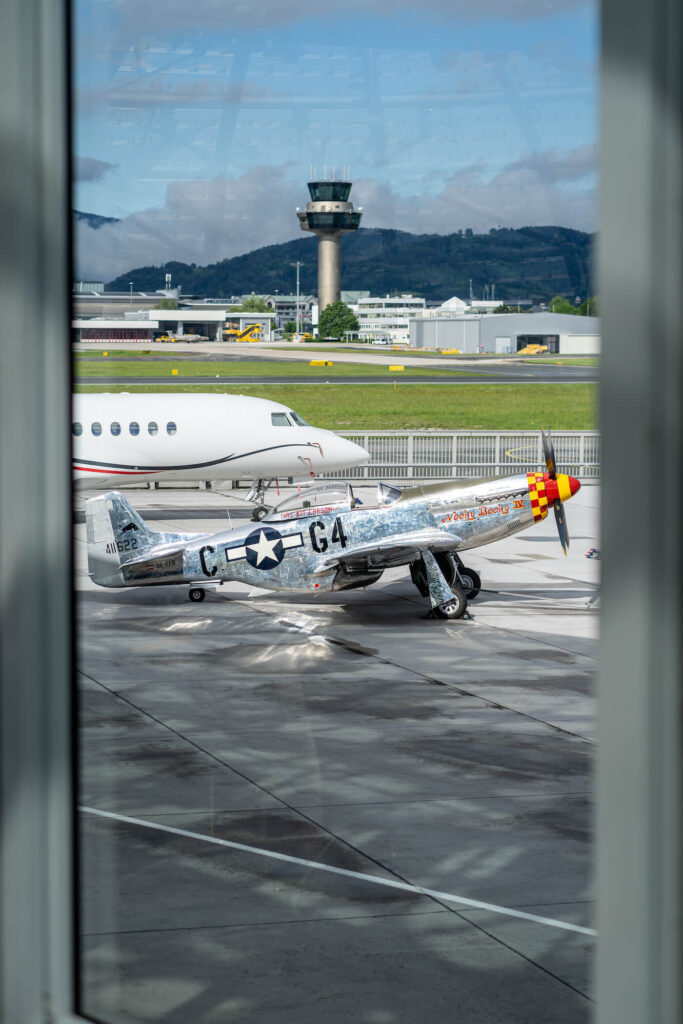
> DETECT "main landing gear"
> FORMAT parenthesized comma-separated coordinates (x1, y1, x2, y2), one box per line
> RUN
(410, 551, 481, 620)
(188, 587, 206, 602)
(246, 478, 272, 521)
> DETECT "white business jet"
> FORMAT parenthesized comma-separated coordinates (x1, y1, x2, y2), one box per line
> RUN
(73, 393, 369, 519)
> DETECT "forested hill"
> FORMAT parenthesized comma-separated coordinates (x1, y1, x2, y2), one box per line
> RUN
(106, 226, 594, 303)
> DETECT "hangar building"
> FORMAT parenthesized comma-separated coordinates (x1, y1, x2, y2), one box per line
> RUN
(410, 312, 600, 354)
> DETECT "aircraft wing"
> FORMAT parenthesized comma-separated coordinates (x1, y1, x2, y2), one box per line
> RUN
(314, 528, 459, 572)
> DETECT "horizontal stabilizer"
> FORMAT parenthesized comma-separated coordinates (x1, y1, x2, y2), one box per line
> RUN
(120, 546, 186, 583)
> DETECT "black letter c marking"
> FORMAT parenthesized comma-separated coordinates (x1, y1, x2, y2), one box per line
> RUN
(199, 545, 217, 577)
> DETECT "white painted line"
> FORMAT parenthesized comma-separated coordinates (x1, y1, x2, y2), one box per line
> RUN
(81, 806, 596, 937)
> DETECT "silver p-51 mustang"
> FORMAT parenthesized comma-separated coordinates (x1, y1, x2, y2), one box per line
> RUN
(85, 431, 580, 620)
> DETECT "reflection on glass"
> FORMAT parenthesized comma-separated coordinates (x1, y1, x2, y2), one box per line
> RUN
(74, 0, 598, 1020)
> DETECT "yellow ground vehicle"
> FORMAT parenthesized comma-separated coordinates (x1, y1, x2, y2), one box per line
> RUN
(223, 323, 262, 342)
(517, 343, 549, 355)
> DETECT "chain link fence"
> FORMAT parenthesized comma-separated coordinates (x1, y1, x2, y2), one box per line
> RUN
(327, 430, 600, 483)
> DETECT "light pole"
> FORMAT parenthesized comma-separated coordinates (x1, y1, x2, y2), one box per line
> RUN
(290, 261, 303, 341)
(129, 281, 133, 305)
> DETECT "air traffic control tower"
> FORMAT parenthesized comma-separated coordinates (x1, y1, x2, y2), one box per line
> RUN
(297, 179, 362, 311)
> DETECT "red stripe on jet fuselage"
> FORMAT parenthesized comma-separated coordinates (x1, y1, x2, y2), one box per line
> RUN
(73, 466, 153, 475)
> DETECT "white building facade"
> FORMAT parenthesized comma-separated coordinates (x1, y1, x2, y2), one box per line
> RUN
(410, 312, 601, 355)
(354, 295, 426, 344)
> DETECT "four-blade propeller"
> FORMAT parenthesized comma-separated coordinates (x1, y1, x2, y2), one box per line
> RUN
(542, 427, 570, 555)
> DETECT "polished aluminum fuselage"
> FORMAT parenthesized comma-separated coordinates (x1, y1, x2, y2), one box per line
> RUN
(92, 474, 537, 594)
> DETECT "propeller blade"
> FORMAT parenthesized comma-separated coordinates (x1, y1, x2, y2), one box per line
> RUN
(542, 427, 557, 479)
(553, 499, 570, 555)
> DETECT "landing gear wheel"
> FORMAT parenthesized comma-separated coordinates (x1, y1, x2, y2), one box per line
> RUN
(189, 587, 206, 603)
(251, 505, 269, 522)
(458, 567, 481, 601)
(434, 585, 467, 619)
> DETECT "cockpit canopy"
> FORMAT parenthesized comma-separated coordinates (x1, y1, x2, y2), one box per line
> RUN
(377, 482, 402, 507)
(265, 482, 354, 521)
(265, 480, 403, 520)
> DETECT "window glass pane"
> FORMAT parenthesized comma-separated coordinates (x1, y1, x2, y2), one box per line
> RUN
(110, 421, 121, 436)
(72, 422, 82, 436)
(73, 0, 599, 1020)
(91, 421, 101, 436)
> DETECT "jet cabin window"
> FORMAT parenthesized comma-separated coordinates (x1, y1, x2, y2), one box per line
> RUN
(129, 421, 140, 436)
(271, 412, 292, 426)
(110, 422, 121, 436)
(166, 421, 177, 435)
(91, 421, 102, 436)
(72, 422, 82, 436)
(148, 421, 158, 436)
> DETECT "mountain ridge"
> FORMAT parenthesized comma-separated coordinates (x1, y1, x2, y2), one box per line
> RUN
(103, 225, 594, 303)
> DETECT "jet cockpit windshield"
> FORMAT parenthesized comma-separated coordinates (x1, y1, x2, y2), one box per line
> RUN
(265, 482, 354, 522)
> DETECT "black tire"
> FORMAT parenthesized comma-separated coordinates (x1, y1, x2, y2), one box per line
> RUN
(458, 567, 481, 601)
(409, 560, 430, 597)
(189, 588, 206, 602)
(435, 552, 457, 587)
(251, 505, 268, 522)
(434, 585, 467, 619)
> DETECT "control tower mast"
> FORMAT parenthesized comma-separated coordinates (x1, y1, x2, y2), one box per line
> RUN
(297, 176, 362, 312)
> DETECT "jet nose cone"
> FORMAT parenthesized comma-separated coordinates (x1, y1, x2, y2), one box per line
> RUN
(340, 436, 370, 466)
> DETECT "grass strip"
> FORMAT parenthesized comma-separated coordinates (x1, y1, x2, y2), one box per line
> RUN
(74, 382, 597, 431)
(74, 359, 469, 379)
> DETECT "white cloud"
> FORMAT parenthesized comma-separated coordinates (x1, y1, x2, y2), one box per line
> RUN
(76, 166, 303, 281)
(76, 149, 596, 281)
(74, 155, 118, 182)
(356, 145, 597, 234)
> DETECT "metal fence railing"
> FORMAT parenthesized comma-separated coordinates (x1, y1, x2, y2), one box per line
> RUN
(326, 430, 600, 483)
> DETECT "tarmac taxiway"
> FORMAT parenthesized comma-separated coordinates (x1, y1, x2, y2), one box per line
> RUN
(74, 481, 599, 1024)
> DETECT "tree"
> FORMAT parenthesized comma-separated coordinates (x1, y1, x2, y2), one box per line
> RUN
(318, 301, 359, 339)
(548, 295, 577, 315)
(283, 320, 297, 334)
(233, 294, 271, 313)
(156, 298, 178, 309)
(577, 296, 599, 316)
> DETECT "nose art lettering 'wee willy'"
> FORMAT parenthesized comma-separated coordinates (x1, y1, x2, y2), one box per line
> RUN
(85, 430, 580, 620)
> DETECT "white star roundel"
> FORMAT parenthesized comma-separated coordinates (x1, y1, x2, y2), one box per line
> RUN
(245, 527, 284, 569)
(224, 526, 304, 570)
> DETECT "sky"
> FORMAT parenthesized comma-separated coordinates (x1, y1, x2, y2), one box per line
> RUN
(73, 0, 598, 283)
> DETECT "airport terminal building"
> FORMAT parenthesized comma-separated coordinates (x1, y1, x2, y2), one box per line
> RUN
(410, 312, 601, 354)
(72, 307, 276, 343)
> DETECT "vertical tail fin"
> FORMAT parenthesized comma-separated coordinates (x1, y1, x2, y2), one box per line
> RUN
(85, 492, 160, 586)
